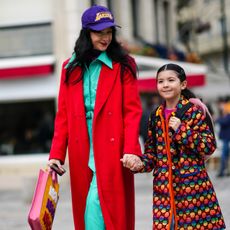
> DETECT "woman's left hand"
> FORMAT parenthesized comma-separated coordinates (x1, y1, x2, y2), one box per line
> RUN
(120, 154, 144, 171)
(169, 116, 181, 131)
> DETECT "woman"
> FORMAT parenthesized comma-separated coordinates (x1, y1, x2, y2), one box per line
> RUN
(123, 63, 225, 229)
(47, 5, 142, 230)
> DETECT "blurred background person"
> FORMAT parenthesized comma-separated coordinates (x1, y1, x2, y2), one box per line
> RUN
(216, 96, 230, 177)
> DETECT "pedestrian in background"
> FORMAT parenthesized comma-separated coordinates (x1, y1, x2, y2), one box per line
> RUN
(122, 63, 226, 229)
(47, 5, 142, 230)
(216, 97, 230, 177)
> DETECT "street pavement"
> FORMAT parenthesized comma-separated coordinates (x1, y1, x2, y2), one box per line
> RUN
(0, 159, 229, 230)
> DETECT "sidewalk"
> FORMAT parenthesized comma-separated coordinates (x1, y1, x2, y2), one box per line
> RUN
(0, 156, 229, 229)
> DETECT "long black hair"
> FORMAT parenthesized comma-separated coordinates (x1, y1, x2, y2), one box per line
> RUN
(156, 63, 196, 99)
(65, 27, 137, 84)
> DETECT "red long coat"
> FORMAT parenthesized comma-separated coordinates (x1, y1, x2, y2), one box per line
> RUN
(49, 58, 142, 230)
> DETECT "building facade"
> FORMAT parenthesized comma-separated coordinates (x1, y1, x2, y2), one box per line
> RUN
(1, 0, 203, 156)
(177, 0, 230, 80)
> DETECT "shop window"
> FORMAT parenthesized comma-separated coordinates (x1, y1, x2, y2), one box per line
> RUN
(0, 23, 53, 58)
(0, 100, 55, 155)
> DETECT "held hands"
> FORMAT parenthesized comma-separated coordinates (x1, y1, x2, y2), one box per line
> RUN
(168, 116, 181, 131)
(120, 154, 144, 171)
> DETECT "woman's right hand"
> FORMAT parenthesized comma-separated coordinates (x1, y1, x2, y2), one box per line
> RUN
(47, 159, 66, 175)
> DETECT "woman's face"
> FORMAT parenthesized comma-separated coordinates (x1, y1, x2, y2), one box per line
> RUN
(90, 27, 113, 51)
(157, 70, 187, 102)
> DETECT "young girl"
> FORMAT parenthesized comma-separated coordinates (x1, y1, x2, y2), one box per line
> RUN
(122, 63, 226, 229)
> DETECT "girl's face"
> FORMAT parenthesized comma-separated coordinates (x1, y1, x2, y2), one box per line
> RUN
(90, 28, 113, 51)
(157, 70, 187, 105)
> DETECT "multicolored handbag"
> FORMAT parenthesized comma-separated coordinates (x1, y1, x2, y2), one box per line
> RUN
(28, 168, 59, 230)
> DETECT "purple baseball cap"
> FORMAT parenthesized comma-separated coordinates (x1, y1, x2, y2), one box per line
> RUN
(81, 5, 120, 31)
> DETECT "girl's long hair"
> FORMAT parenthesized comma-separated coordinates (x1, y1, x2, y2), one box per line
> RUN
(156, 63, 196, 99)
(65, 27, 137, 84)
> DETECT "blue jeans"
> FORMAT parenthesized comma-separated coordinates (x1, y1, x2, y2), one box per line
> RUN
(219, 140, 230, 176)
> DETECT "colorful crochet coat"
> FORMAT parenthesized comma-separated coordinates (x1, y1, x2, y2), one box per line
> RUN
(142, 97, 225, 230)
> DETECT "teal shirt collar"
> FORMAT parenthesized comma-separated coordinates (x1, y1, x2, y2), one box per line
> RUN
(65, 51, 113, 69)
(64, 53, 76, 69)
(97, 51, 113, 69)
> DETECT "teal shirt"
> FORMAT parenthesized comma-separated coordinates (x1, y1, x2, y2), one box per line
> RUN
(83, 51, 113, 172)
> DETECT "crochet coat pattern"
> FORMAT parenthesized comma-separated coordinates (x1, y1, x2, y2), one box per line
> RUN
(142, 97, 225, 230)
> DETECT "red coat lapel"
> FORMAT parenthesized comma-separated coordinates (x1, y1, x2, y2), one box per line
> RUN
(94, 63, 119, 119)
(68, 66, 85, 117)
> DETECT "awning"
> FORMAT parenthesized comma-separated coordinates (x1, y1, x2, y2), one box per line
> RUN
(0, 54, 207, 101)
(0, 55, 57, 102)
(0, 55, 55, 79)
(137, 74, 205, 92)
(133, 55, 207, 92)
